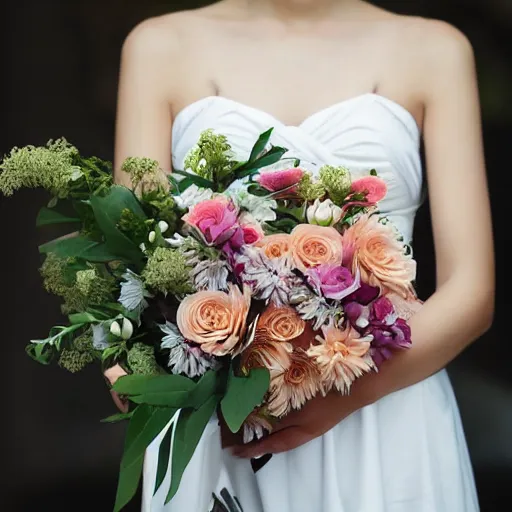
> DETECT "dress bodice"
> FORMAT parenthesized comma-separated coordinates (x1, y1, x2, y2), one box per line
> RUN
(171, 93, 422, 242)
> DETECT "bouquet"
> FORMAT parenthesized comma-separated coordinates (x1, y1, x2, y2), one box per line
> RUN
(0, 128, 419, 511)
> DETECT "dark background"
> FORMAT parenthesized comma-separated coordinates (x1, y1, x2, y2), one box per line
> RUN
(1, 1, 510, 510)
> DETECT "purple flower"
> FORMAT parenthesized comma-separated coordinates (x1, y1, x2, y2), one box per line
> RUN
(369, 318, 412, 367)
(307, 265, 360, 300)
(343, 283, 380, 329)
(369, 297, 397, 326)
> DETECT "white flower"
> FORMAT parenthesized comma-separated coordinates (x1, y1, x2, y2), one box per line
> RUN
(92, 324, 109, 350)
(119, 270, 151, 312)
(233, 190, 277, 223)
(174, 184, 213, 209)
(307, 199, 342, 226)
(191, 259, 230, 291)
(159, 322, 220, 378)
(236, 246, 300, 306)
(148, 231, 156, 243)
(121, 318, 133, 340)
(158, 220, 169, 233)
(165, 233, 186, 248)
(110, 321, 121, 337)
(139, 243, 146, 252)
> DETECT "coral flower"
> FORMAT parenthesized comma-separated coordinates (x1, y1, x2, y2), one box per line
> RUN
(176, 284, 250, 356)
(239, 212, 264, 245)
(256, 167, 304, 193)
(307, 322, 375, 395)
(350, 176, 387, 203)
(290, 224, 344, 273)
(257, 233, 292, 260)
(257, 304, 305, 342)
(342, 214, 416, 299)
(267, 349, 321, 418)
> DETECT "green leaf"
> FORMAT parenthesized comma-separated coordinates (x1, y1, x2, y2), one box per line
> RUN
(165, 396, 219, 503)
(235, 146, 288, 180)
(39, 235, 120, 262)
(113, 404, 177, 512)
(220, 367, 270, 433)
(248, 128, 273, 163)
(154, 419, 174, 494)
(113, 374, 196, 397)
(26, 342, 55, 365)
(265, 217, 299, 234)
(36, 207, 80, 227)
(89, 186, 145, 263)
(68, 311, 103, 324)
(370, 168, 377, 176)
(172, 169, 215, 189)
(101, 411, 134, 423)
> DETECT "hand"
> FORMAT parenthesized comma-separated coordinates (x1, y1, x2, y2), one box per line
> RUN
(104, 364, 129, 413)
(231, 390, 363, 459)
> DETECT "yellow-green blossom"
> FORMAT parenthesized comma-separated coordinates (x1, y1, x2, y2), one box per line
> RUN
(318, 165, 352, 205)
(127, 343, 162, 375)
(75, 268, 116, 305)
(296, 173, 326, 201)
(58, 347, 94, 373)
(121, 157, 159, 188)
(0, 139, 79, 197)
(142, 247, 194, 295)
(184, 129, 233, 181)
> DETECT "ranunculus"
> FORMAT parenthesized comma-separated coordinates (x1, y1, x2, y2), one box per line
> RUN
(350, 176, 387, 203)
(368, 318, 412, 367)
(182, 196, 238, 246)
(307, 199, 343, 227)
(342, 214, 416, 299)
(239, 212, 264, 245)
(307, 322, 375, 395)
(306, 264, 360, 300)
(176, 284, 250, 356)
(258, 305, 305, 342)
(290, 224, 344, 273)
(256, 167, 304, 193)
(257, 233, 292, 260)
(267, 349, 320, 418)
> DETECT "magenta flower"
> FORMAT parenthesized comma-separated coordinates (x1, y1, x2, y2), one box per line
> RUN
(307, 264, 361, 300)
(369, 318, 412, 367)
(182, 196, 239, 246)
(239, 212, 264, 245)
(256, 167, 304, 193)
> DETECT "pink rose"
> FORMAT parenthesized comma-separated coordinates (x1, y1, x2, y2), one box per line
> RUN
(306, 264, 361, 300)
(256, 167, 304, 193)
(182, 196, 238, 245)
(239, 212, 264, 245)
(350, 176, 387, 204)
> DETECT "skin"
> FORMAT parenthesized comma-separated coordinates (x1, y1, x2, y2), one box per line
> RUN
(109, 0, 495, 457)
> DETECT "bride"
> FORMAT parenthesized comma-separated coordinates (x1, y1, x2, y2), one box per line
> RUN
(108, 0, 494, 510)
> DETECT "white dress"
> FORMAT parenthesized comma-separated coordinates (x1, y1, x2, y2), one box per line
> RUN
(142, 94, 480, 512)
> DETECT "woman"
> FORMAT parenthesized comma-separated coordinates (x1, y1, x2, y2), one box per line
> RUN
(108, 0, 494, 510)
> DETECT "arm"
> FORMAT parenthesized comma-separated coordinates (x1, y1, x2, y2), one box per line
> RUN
(114, 18, 180, 187)
(235, 22, 494, 458)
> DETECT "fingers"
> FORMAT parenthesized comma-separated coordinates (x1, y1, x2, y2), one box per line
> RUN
(104, 363, 128, 387)
(231, 426, 311, 459)
(110, 390, 129, 413)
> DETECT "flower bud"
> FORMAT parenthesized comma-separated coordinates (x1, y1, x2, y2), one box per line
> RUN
(148, 231, 156, 243)
(198, 158, 207, 169)
(307, 199, 342, 226)
(139, 243, 146, 252)
(110, 321, 121, 337)
(121, 318, 133, 340)
(158, 220, 169, 233)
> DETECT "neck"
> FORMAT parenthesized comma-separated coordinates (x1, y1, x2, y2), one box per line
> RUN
(244, 0, 356, 20)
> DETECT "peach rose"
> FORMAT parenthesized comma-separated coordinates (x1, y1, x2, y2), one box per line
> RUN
(290, 224, 343, 273)
(257, 233, 292, 260)
(258, 305, 305, 342)
(176, 284, 250, 356)
(342, 214, 416, 299)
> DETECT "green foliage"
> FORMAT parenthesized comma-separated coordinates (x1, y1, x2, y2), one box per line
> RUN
(142, 247, 193, 295)
(58, 347, 95, 373)
(127, 343, 163, 376)
(117, 208, 150, 246)
(318, 165, 352, 206)
(0, 138, 80, 197)
(220, 366, 270, 433)
(121, 157, 159, 188)
(140, 188, 178, 229)
(296, 173, 326, 201)
(184, 129, 234, 183)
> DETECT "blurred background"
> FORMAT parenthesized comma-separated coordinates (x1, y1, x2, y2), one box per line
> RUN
(1, 0, 510, 510)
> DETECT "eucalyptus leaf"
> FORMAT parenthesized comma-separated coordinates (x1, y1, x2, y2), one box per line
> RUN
(220, 367, 270, 433)
(165, 395, 219, 503)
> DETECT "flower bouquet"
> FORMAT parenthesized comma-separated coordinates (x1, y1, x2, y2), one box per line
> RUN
(0, 128, 419, 511)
